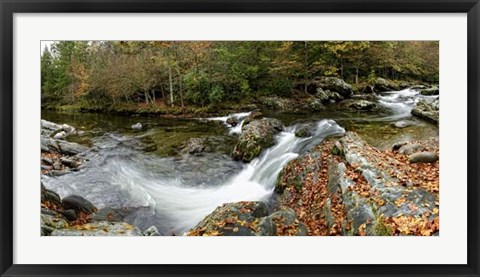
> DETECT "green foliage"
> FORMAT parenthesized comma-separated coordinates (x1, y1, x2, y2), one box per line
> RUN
(41, 41, 439, 112)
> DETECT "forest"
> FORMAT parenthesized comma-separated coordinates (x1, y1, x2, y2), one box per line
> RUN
(41, 41, 439, 113)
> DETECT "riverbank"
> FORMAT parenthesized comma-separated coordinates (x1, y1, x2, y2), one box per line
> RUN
(42, 77, 437, 120)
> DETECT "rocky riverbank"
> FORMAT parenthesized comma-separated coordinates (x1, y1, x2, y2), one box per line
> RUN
(41, 119, 160, 236)
(275, 132, 439, 236)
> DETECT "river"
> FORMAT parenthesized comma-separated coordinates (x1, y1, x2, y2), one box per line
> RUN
(41, 88, 438, 235)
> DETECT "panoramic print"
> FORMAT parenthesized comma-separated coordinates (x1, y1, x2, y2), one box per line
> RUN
(40, 41, 439, 236)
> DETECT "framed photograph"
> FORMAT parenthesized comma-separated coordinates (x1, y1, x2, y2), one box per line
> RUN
(1, 0, 479, 276)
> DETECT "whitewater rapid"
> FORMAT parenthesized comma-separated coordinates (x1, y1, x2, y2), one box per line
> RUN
(42, 117, 345, 234)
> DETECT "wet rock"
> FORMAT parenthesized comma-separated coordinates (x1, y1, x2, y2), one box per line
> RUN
(62, 124, 76, 135)
(411, 98, 439, 124)
(41, 185, 62, 205)
(398, 143, 426, 155)
(226, 117, 239, 127)
(131, 123, 142, 130)
(420, 86, 439, 96)
(62, 194, 97, 214)
(243, 111, 263, 126)
(60, 157, 79, 168)
(57, 140, 89, 155)
(59, 209, 77, 221)
(188, 201, 273, 236)
(409, 152, 439, 163)
(143, 225, 162, 236)
(41, 119, 63, 135)
(232, 118, 284, 162)
(295, 125, 313, 138)
(41, 135, 60, 153)
(53, 131, 67, 140)
(92, 207, 124, 222)
(50, 221, 143, 236)
(186, 138, 206, 155)
(277, 150, 322, 193)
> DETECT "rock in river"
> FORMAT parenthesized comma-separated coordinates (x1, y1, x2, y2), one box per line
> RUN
(186, 138, 206, 155)
(411, 98, 439, 124)
(62, 194, 97, 214)
(57, 140, 89, 155)
(232, 118, 284, 162)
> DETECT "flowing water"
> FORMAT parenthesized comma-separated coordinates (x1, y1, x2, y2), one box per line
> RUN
(41, 88, 438, 235)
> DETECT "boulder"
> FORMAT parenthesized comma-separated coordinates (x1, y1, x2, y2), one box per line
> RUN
(226, 117, 239, 127)
(62, 195, 97, 214)
(295, 125, 314, 138)
(346, 100, 377, 111)
(41, 119, 63, 135)
(243, 111, 263, 126)
(372, 77, 399, 92)
(232, 118, 284, 162)
(41, 135, 60, 153)
(53, 131, 67, 140)
(394, 121, 410, 128)
(409, 152, 439, 163)
(62, 124, 76, 135)
(41, 185, 62, 205)
(60, 157, 79, 168)
(315, 77, 353, 98)
(131, 123, 142, 130)
(411, 98, 439, 124)
(186, 138, 206, 155)
(315, 88, 344, 103)
(188, 201, 279, 236)
(57, 140, 89, 155)
(398, 143, 426, 155)
(50, 221, 143, 236)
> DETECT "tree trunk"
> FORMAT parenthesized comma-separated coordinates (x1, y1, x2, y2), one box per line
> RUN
(355, 66, 359, 84)
(144, 90, 150, 105)
(304, 41, 308, 94)
(168, 49, 174, 107)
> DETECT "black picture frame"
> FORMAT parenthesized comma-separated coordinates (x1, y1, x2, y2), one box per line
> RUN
(1, 0, 479, 276)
